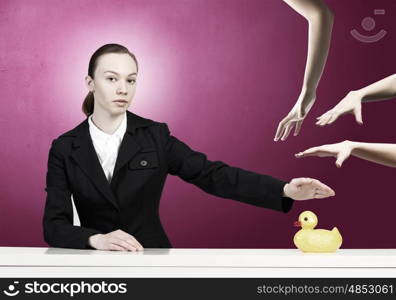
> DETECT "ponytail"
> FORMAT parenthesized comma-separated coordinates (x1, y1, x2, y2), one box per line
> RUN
(82, 91, 94, 117)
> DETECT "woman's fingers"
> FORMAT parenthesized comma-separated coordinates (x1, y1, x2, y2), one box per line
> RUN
(108, 238, 133, 251)
(275, 115, 292, 141)
(315, 113, 328, 125)
(112, 230, 144, 251)
(281, 121, 295, 141)
(109, 238, 138, 252)
(327, 113, 339, 125)
(109, 243, 127, 251)
(118, 239, 138, 251)
(295, 147, 320, 158)
(294, 177, 334, 196)
(314, 193, 331, 199)
(115, 231, 144, 251)
(316, 113, 333, 126)
(311, 179, 335, 196)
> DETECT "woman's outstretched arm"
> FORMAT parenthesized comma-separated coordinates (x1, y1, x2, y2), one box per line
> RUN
(159, 123, 335, 213)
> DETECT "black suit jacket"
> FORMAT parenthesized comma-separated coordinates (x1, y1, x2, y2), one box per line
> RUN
(43, 111, 294, 249)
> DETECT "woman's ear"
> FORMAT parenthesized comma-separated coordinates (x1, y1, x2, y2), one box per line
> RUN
(85, 75, 95, 93)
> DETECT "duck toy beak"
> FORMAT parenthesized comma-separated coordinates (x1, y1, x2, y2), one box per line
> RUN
(293, 221, 301, 227)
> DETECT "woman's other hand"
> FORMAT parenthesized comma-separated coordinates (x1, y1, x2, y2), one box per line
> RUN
(88, 229, 144, 251)
(283, 177, 335, 200)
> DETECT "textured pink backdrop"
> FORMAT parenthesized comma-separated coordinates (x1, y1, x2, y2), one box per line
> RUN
(0, 0, 396, 248)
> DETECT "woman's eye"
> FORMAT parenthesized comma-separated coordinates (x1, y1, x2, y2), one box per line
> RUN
(128, 79, 136, 84)
(108, 77, 116, 82)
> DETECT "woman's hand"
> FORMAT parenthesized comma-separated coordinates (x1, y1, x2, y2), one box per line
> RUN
(88, 229, 144, 251)
(295, 140, 353, 167)
(283, 177, 335, 200)
(274, 90, 316, 141)
(316, 91, 363, 126)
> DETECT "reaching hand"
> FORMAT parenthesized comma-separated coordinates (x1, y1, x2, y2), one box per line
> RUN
(316, 91, 363, 126)
(88, 229, 144, 251)
(295, 141, 353, 167)
(274, 91, 316, 141)
(283, 177, 335, 200)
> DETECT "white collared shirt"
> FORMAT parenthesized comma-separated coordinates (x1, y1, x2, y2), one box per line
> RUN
(88, 113, 127, 182)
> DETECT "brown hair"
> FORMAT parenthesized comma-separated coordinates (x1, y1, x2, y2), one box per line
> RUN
(82, 43, 139, 117)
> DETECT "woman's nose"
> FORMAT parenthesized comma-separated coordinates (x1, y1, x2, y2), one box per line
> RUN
(116, 83, 127, 94)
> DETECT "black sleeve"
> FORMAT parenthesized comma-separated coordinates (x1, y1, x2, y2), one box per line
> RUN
(159, 123, 294, 213)
(42, 140, 102, 249)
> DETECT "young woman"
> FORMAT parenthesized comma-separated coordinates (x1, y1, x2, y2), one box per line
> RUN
(43, 44, 335, 252)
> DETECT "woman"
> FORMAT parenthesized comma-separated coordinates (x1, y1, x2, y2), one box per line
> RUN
(43, 44, 335, 252)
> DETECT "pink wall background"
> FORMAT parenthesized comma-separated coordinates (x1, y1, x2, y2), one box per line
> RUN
(1, 0, 395, 248)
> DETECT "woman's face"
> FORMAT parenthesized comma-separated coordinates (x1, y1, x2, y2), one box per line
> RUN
(86, 53, 138, 116)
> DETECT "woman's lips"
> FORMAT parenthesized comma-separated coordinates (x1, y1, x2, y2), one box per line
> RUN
(113, 100, 128, 105)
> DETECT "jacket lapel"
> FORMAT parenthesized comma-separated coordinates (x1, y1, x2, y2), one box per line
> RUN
(70, 120, 120, 211)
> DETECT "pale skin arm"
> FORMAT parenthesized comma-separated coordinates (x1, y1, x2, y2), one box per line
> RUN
(275, 0, 334, 141)
(317, 74, 396, 126)
(296, 140, 396, 168)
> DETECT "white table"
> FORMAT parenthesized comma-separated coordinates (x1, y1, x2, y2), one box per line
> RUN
(1, 247, 396, 277)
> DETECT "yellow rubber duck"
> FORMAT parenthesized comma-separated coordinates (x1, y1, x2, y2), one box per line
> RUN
(293, 211, 342, 253)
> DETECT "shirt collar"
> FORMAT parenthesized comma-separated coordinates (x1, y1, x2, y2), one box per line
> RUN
(88, 112, 127, 141)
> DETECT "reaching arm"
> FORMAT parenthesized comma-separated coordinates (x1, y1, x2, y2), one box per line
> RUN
(351, 141, 396, 168)
(296, 140, 396, 168)
(283, 0, 334, 92)
(316, 73, 396, 126)
(275, 0, 334, 141)
(359, 73, 396, 103)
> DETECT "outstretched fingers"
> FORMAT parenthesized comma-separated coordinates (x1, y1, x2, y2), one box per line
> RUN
(274, 116, 290, 141)
(281, 121, 295, 141)
(310, 179, 335, 196)
(295, 146, 321, 158)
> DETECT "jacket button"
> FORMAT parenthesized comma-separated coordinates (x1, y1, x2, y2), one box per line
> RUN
(140, 160, 148, 167)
